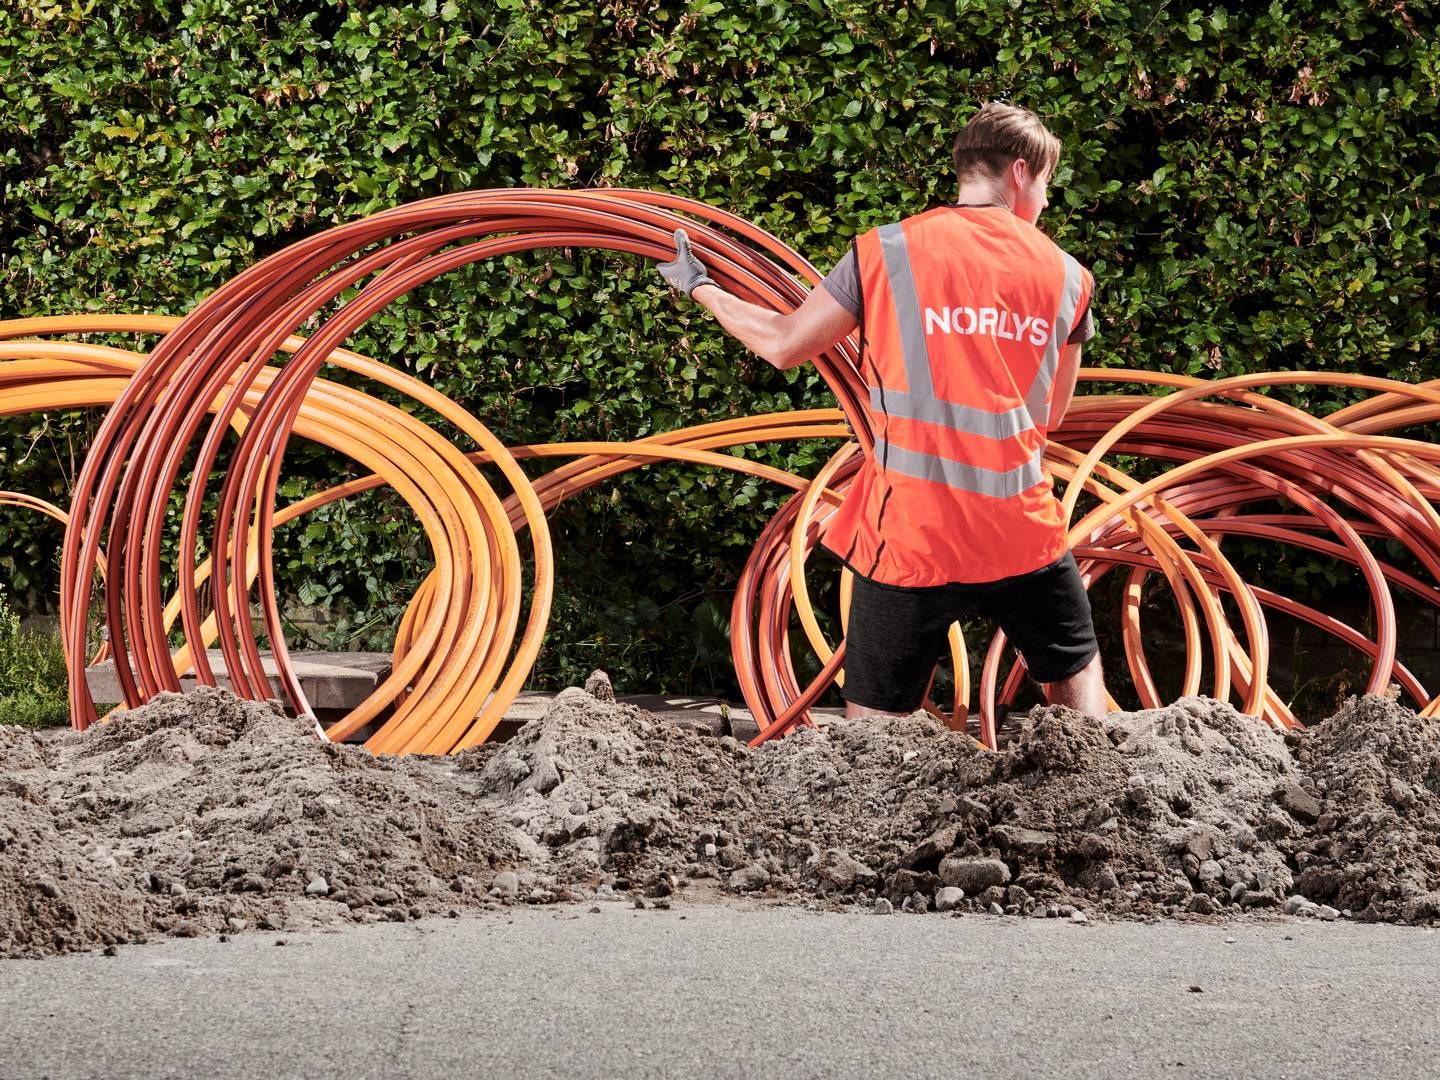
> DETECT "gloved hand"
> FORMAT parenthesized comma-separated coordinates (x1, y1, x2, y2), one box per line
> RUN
(656, 229, 717, 297)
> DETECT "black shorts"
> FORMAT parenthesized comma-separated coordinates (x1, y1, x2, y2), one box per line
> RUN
(841, 551, 1098, 713)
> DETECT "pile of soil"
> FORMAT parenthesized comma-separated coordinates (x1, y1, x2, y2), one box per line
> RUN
(455, 687, 1439, 923)
(1, 689, 515, 958)
(4, 683, 1439, 957)
(460, 688, 756, 898)
(1290, 696, 1440, 922)
(489, 693, 1319, 919)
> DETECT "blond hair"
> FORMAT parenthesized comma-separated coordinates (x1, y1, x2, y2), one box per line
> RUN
(952, 103, 1062, 184)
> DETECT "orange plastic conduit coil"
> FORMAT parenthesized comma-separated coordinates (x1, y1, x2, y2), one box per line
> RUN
(0, 189, 1438, 752)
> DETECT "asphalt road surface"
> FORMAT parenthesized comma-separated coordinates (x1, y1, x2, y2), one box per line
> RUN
(2, 903, 1437, 1080)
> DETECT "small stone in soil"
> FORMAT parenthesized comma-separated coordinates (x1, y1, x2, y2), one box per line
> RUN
(934, 887, 964, 912)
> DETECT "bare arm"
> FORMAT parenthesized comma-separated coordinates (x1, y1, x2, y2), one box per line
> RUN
(1049, 342, 1084, 428)
(689, 282, 858, 371)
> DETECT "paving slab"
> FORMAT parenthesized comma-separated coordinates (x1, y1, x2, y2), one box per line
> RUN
(85, 650, 392, 710)
(81, 659, 846, 744)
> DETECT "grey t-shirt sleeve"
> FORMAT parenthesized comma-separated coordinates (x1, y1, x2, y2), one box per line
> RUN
(1068, 299, 1096, 345)
(822, 239, 1096, 344)
(820, 244, 862, 319)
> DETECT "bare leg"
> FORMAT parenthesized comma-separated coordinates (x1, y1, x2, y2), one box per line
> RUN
(1042, 652, 1107, 717)
(843, 664, 936, 721)
(844, 700, 911, 720)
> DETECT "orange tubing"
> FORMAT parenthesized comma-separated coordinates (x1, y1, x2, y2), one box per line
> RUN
(1, 189, 1438, 751)
(0, 328, 843, 751)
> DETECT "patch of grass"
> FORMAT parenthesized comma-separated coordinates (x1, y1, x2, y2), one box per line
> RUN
(0, 589, 69, 729)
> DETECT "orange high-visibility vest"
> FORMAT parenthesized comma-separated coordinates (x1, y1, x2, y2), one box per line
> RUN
(823, 206, 1094, 586)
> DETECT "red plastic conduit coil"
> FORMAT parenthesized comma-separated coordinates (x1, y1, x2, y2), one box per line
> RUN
(0, 189, 1438, 751)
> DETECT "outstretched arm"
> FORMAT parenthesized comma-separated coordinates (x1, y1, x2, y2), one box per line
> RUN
(657, 230, 857, 371)
(690, 282, 857, 370)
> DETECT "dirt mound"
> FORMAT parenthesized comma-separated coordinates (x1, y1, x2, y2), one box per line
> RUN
(1292, 696, 1440, 921)
(464, 687, 756, 897)
(2, 688, 515, 957)
(484, 694, 1320, 919)
(6, 684, 1440, 956)
(1086, 699, 1306, 915)
(484, 692, 1432, 924)
(1, 727, 152, 957)
(464, 695, 980, 900)
(734, 700, 1309, 918)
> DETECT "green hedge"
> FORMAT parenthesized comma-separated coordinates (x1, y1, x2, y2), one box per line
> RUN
(1, 0, 1437, 695)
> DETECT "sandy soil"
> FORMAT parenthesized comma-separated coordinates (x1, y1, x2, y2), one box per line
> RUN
(3, 684, 1438, 957)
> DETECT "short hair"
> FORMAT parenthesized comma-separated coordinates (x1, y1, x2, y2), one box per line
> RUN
(952, 103, 1062, 184)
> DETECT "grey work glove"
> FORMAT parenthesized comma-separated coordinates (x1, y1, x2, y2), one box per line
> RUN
(656, 229, 717, 297)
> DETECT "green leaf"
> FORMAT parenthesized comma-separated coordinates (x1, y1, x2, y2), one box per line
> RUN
(0, 0, 1435, 705)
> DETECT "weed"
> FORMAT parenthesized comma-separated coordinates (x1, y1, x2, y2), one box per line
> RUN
(0, 588, 69, 729)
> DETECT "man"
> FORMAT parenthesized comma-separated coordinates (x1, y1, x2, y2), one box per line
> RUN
(658, 102, 1107, 720)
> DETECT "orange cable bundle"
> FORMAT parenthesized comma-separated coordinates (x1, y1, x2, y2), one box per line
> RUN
(3, 189, 1440, 752)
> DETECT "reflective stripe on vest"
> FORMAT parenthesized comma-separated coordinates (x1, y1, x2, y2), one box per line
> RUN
(875, 436, 1047, 499)
(868, 221, 1086, 454)
(1024, 250, 1086, 429)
